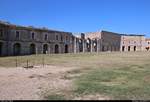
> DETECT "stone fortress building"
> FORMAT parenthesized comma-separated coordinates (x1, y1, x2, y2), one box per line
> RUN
(0, 20, 149, 56)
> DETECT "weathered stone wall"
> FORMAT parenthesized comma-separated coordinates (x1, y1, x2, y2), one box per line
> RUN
(120, 35, 146, 52)
(0, 23, 74, 56)
(0, 21, 148, 56)
(85, 32, 101, 39)
(101, 31, 121, 51)
(145, 38, 150, 51)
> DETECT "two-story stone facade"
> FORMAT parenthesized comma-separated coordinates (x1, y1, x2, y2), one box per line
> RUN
(0, 20, 149, 56)
(0, 21, 74, 56)
(83, 31, 146, 52)
(120, 34, 146, 52)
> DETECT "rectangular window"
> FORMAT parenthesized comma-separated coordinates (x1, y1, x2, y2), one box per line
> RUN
(0, 29, 3, 37)
(61, 35, 63, 41)
(56, 35, 58, 40)
(16, 31, 20, 39)
(66, 36, 68, 41)
(31, 33, 35, 40)
(45, 34, 48, 40)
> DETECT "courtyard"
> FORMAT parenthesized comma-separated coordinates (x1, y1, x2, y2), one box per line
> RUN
(0, 52, 150, 100)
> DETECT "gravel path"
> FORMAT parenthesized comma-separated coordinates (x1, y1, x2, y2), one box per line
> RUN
(0, 66, 76, 100)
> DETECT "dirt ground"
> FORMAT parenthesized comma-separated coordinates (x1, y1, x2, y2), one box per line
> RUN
(0, 65, 110, 100)
(0, 65, 78, 100)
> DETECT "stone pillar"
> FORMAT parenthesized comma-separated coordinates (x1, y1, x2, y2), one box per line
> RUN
(36, 47, 38, 55)
(49, 46, 51, 54)
(82, 39, 85, 53)
(76, 38, 79, 53)
(74, 37, 76, 53)
(97, 39, 99, 53)
(91, 40, 93, 53)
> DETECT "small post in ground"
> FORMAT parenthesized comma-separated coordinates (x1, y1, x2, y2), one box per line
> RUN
(42, 54, 44, 68)
(16, 56, 18, 67)
(27, 59, 29, 69)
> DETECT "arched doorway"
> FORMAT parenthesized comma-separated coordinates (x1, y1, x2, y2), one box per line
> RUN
(43, 44, 48, 54)
(30, 44, 36, 54)
(102, 46, 105, 51)
(128, 46, 130, 51)
(134, 46, 136, 51)
(0, 42, 2, 56)
(65, 45, 68, 53)
(122, 46, 125, 52)
(55, 44, 59, 54)
(13, 43, 21, 56)
(93, 42, 97, 52)
(146, 47, 149, 51)
(87, 38, 91, 52)
(79, 39, 83, 52)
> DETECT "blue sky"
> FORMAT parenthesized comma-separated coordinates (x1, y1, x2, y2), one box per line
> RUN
(0, 0, 150, 37)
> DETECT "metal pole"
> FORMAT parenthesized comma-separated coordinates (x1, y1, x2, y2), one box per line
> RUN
(27, 60, 29, 69)
(42, 55, 44, 68)
(16, 56, 18, 67)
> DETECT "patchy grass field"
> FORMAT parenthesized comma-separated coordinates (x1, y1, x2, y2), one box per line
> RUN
(0, 52, 150, 100)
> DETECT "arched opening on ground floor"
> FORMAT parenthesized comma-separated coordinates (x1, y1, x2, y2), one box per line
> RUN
(65, 45, 69, 53)
(0, 42, 2, 56)
(93, 42, 97, 52)
(146, 47, 149, 51)
(110, 46, 112, 51)
(86, 38, 91, 52)
(102, 46, 105, 51)
(43, 44, 48, 54)
(30, 44, 36, 54)
(55, 44, 59, 54)
(122, 46, 125, 51)
(13, 43, 21, 56)
(128, 46, 130, 51)
(79, 40, 83, 52)
(134, 46, 136, 51)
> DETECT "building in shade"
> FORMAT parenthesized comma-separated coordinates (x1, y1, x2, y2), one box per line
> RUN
(0, 20, 148, 56)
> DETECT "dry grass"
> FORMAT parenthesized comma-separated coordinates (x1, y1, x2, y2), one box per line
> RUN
(1, 51, 150, 100)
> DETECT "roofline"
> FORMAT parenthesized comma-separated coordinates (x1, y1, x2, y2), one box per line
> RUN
(120, 34, 145, 36)
(0, 20, 72, 34)
(101, 30, 145, 36)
